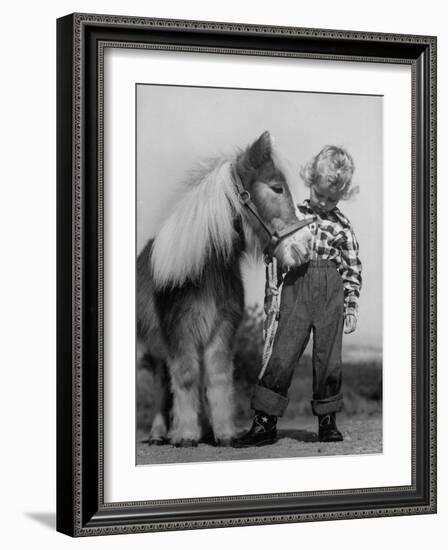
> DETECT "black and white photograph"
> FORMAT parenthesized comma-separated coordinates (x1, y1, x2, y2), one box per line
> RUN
(135, 83, 383, 465)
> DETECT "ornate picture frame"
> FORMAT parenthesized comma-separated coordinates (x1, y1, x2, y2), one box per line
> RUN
(57, 13, 436, 536)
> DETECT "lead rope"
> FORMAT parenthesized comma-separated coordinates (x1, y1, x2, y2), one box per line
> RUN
(259, 256, 283, 381)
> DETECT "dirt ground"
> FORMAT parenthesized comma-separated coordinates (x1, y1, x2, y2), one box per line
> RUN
(136, 414, 382, 465)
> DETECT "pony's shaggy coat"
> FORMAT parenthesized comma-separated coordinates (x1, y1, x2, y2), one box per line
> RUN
(137, 131, 312, 446)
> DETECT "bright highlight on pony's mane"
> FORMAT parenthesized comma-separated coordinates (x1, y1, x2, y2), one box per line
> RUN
(151, 160, 244, 289)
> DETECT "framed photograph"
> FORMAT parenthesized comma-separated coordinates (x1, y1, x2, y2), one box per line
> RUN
(57, 13, 437, 536)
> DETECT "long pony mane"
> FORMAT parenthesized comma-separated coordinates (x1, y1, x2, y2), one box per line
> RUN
(151, 159, 245, 289)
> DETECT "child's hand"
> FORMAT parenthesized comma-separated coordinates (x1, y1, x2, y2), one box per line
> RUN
(344, 314, 357, 334)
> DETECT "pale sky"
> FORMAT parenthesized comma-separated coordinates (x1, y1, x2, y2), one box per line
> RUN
(137, 84, 383, 349)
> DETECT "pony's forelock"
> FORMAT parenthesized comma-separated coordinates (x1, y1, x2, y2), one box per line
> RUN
(271, 146, 300, 202)
(151, 160, 243, 289)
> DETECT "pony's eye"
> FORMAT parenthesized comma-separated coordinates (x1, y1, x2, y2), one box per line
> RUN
(271, 185, 284, 194)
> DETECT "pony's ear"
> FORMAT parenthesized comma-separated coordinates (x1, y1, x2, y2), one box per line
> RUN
(248, 131, 272, 168)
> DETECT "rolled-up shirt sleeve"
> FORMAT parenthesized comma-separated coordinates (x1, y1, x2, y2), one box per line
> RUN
(339, 227, 362, 317)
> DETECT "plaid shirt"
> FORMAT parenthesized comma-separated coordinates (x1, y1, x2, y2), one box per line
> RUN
(298, 199, 362, 317)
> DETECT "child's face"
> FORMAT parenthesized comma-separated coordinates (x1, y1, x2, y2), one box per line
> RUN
(309, 178, 342, 213)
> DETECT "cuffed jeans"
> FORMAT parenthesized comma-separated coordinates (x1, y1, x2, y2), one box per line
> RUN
(252, 260, 344, 417)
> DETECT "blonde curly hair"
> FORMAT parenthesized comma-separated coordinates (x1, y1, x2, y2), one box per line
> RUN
(300, 145, 358, 200)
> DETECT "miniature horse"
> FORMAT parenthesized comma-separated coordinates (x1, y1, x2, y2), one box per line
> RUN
(137, 131, 312, 447)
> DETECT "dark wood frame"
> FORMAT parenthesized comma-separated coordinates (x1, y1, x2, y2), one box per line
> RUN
(57, 13, 437, 537)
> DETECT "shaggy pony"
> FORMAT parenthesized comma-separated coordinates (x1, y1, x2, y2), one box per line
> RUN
(137, 131, 312, 447)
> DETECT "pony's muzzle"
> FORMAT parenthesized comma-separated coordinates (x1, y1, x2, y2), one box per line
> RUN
(264, 217, 314, 258)
(275, 227, 313, 269)
(291, 242, 310, 264)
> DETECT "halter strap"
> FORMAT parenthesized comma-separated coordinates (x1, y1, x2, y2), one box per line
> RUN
(231, 164, 315, 256)
(231, 166, 273, 240)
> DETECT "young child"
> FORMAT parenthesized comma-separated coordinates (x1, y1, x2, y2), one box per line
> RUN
(234, 145, 362, 446)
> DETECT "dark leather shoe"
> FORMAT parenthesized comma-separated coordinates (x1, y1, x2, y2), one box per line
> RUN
(232, 414, 277, 448)
(318, 413, 343, 442)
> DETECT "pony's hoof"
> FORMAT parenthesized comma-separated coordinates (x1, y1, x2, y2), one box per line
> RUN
(148, 437, 166, 446)
(215, 437, 234, 447)
(174, 438, 198, 448)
